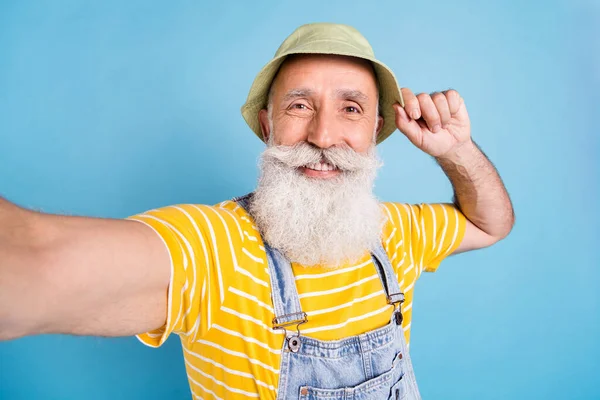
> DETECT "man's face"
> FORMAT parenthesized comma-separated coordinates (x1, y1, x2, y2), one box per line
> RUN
(259, 54, 383, 179)
(251, 55, 386, 267)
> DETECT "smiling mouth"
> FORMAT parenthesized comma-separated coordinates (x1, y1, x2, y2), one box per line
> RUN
(299, 161, 341, 179)
(303, 161, 338, 172)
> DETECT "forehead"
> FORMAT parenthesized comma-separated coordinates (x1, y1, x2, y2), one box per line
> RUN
(271, 54, 378, 97)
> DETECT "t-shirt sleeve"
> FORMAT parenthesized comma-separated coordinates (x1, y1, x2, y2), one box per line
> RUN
(383, 202, 467, 275)
(126, 204, 212, 348)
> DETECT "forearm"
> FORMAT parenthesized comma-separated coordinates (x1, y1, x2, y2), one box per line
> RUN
(436, 140, 514, 239)
(0, 197, 45, 340)
(1, 196, 171, 340)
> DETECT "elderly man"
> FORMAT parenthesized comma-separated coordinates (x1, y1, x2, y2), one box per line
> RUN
(0, 23, 513, 399)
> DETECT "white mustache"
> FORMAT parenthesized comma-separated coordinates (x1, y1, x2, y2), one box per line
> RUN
(262, 142, 381, 172)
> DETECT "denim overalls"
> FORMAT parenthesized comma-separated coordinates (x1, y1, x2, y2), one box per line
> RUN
(236, 194, 422, 400)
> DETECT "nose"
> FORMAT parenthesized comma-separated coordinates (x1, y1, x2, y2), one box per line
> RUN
(307, 106, 343, 149)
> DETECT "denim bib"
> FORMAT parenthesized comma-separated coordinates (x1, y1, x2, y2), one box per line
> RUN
(235, 194, 422, 400)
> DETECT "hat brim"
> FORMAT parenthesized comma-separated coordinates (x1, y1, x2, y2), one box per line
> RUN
(241, 48, 404, 145)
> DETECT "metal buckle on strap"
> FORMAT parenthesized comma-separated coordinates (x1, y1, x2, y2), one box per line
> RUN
(388, 293, 405, 326)
(272, 312, 308, 330)
(387, 293, 405, 307)
(273, 312, 308, 353)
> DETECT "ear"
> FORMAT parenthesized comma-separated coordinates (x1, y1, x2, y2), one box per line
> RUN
(258, 109, 270, 142)
(375, 115, 384, 136)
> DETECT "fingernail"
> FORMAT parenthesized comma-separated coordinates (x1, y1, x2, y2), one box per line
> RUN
(431, 124, 441, 132)
(410, 110, 420, 120)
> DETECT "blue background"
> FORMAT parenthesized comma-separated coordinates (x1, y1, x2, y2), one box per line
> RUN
(0, 0, 598, 399)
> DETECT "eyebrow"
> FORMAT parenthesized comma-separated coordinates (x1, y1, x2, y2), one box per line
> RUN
(280, 88, 370, 104)
(335, 88, 369, 103)
(282, 88, 315, 102)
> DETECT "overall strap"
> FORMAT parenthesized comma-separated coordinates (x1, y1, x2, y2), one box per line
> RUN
(232, 193, 253, 211)
(371, 243, 405, 308)
(264, 244, 307, 331)
(233, 193, 307, 332)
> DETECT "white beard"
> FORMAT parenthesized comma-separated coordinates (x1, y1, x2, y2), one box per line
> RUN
(249, 140, 386, 268)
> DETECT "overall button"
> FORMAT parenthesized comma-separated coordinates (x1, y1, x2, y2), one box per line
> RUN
(395, 311, 403, 325)
(288, 336, 301, 352)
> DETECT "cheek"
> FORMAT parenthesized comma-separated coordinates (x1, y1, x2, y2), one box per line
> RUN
(273, 119, 309, 145)
(344, 126, 375, 153)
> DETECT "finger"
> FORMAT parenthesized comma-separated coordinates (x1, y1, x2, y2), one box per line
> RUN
(431, 92, 451, 129)
(417, 93, 441, 132)
(394, 104, 423, 147)
(442, 89, 461, 115)
(401, 88, 421, 120)
(455, 96, 469, 124)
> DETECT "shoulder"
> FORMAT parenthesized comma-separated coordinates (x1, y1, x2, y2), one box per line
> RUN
(381, 202, 459, 229)
(380, 202, 418, 235)
(127, 200, 255, 245)
(380, 201, 462, 254)
(381, 202, 410, 225)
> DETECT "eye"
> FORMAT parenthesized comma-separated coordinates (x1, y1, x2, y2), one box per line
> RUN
(344, 106, 360, 113)
(291, 103, 308, 110)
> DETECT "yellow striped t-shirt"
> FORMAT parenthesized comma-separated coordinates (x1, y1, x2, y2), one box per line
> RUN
(127, 199, 466, 399)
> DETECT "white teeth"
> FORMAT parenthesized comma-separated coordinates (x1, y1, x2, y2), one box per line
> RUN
(305, 162, 336, 171)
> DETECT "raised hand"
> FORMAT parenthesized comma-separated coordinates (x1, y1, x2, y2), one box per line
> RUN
(394, 88, 471, 158)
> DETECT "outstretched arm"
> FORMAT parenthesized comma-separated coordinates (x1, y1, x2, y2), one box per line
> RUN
(0, 196, 171, 341)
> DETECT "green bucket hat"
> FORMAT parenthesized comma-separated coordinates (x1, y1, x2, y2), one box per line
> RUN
(241, 22, 405, 145)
